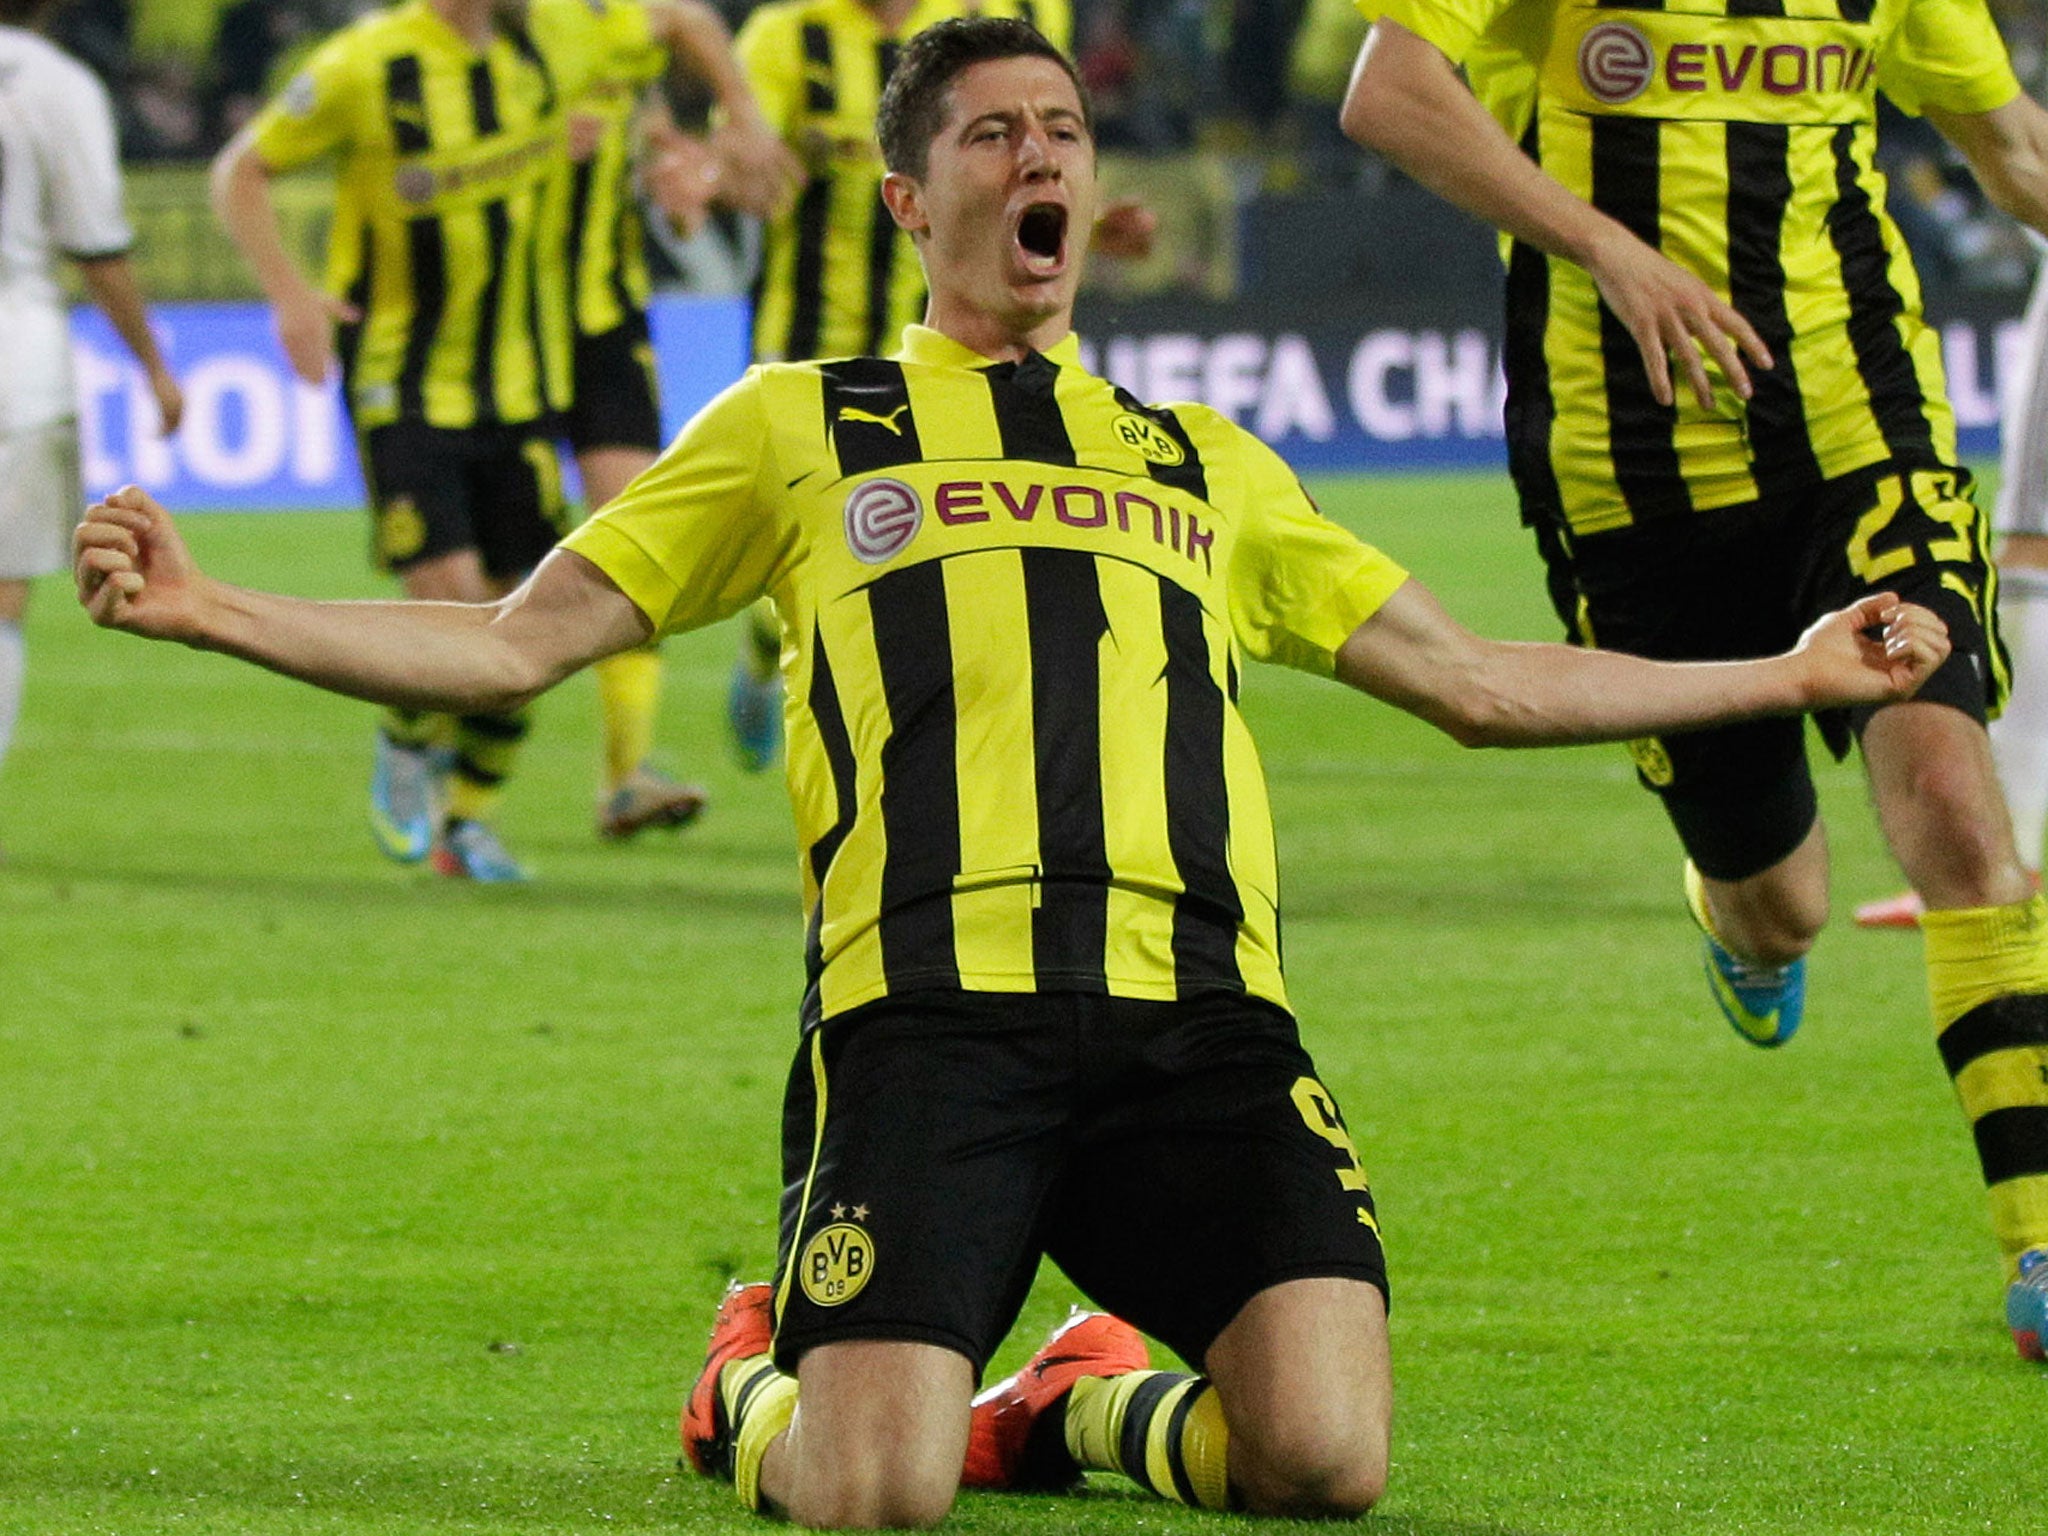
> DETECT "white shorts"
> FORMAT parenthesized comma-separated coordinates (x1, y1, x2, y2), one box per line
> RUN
(0, 417, 85, 580)
(1997, 255, 2048, 541)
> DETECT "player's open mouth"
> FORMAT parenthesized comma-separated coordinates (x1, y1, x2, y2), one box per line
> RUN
(1015, 202, 1068, 278)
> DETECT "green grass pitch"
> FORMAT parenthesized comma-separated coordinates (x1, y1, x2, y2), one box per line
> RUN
(2, 471, 2040, 1534)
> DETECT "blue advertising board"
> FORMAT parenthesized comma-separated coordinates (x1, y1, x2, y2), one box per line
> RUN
(72, 294, 2023, 506)
(73, 294, 754, 510)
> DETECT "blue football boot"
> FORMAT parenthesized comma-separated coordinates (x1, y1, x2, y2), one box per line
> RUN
(1685, 862, 1805, 1047)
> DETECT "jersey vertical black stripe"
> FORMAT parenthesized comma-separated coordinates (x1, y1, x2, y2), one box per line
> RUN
(1590, 114, 1689, 519)
(336, 226, 373, 390)
(985, 355, 1078, 466)
(1837, 0, 1875, 23)
(397, 217, 448, 419)
(822, 358, 923, 473)
(1502, 122, 1564, 523)
(1158, 578, 1242, 992)
(466, 58, 501, 134)
(565, 157, 595, 304)
(860, 40, 904, 355)
(471, 199, 513, 418)
(801, 21, 836, 110)
(785, 178, 833, 361)
(1022, 548, 1111, 990)
(869, 562, 962, 993)
(1825, 124, 1935, 464)
(385, 55, 432, 154)
(1725, 122, 1820, 497)
(781, 22, 838, 360)
(802, 626, 860, 1012)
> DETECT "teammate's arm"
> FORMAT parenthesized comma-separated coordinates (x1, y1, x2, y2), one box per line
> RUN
(1928, 92, 2048, 236)
(210, 129, 361, 387)
(1339, 17, 1771, 410)
(74, 488, 651, 714)
(647, 0, 802, 217)
(1333, 579, 1949, 748)
(73, 256, 183, 436)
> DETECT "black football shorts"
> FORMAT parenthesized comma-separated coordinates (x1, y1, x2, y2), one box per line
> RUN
(358, 418, 569, 581)
(561, 315, 663, 456)
(767, 988, 1389, 1377)
(1534, 461, 2005, 882)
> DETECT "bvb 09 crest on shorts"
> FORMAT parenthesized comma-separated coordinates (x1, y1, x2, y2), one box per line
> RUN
(799, 1222, 874, 1307)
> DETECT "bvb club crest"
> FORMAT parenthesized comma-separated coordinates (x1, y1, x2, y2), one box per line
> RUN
(1112, 412, 1186, 467)
(799, 1222, 875, 1307)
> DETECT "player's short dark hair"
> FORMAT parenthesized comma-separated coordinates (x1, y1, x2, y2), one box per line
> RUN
(876, 16, 1092, 180)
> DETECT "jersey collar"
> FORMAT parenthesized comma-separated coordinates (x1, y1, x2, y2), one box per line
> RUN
(892, 325, 1085, 372)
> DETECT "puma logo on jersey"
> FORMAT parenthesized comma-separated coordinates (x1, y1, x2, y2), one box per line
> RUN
(838, 404, 910, 435)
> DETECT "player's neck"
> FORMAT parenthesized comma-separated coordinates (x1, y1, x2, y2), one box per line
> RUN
(924, 298, 1074, 365)
(859, 0, 920, 32)
(431, 0, 499, 47)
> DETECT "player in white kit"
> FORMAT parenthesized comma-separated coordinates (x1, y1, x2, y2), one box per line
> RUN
(0, 0, 181, 845)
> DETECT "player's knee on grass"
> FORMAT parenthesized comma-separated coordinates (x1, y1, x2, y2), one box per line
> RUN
(1226, 1403, 1388, 1519)
(782, 1440, 959, 1530)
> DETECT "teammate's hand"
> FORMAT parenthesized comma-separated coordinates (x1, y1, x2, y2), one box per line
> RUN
(1092, 200, 1158, 261)
(568, 110, 606, 163)
(1789, 593, 1950, 706)
(147, 363, 184, 437)
(275, 285, 359, 387)
(646, 130, 722, 236)
(710, 118, 804, 220)
(1582, 225, 1773, 411)
(73, 486, 209, 643)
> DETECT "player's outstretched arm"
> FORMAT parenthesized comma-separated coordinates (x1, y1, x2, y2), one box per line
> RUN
(1333, 580, 1948, 748)
(1339, 19, 1769, 410)
(1929, 93, 2048, 240)
(74, 487, 653, 714)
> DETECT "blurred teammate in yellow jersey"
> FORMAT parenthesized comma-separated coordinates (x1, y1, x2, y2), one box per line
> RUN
(209, 0, 786, 878)
(559, 0, 797, 840)
(720, 0, 1154, 773)
(1345, 0, 2048, 1353)
(79, 21, 1950, 1519)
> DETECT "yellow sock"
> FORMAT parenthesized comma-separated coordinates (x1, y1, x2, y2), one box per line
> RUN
(380, 706, 449, 750)
(1063, 1370, 1230, 1511)
(594, 643, 662, 789)
(447, 709, 529, 824)
(724, 1356, 798, 1514)
(1924, 894, 2048, 1278)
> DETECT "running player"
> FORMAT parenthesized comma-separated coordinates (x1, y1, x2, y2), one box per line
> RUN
(0, 0, 181, 852)
(210, 0, 632, 880)
(1342, 0, 2048, 1351)
(74, 18, 1950, 1518)
(562, 0, 798, 840)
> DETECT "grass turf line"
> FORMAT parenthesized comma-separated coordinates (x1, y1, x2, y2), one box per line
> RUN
(1, 475, 2038, 1534)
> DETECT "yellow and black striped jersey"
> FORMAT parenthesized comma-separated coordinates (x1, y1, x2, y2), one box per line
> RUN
(737, 0, 1071, 363)
(250, 0, 623, 431)
(567, 0, 668, 339)
(1366, 0, 2022, 534)
(564, 325, 1406, 1023)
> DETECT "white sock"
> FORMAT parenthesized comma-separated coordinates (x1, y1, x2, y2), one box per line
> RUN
(1992, 570, 2048, 875)
(0, 618, 22, 775)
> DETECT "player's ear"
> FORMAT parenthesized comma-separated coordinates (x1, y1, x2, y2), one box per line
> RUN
(881, 171, 928, 237)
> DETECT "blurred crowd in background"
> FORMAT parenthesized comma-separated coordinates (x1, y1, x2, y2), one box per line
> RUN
(34, 0, 2048, 297)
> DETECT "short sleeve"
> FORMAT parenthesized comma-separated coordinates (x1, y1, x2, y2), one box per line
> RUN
(1877, 0, 2021, 117)
(1355, 0, 1515, 67)
(561, 371, 785, 636)
(32, 64, 129, 257)
(1224, 425, 1409, 675)
(736, 6, 805, 136)
(249, 32, 362, 171)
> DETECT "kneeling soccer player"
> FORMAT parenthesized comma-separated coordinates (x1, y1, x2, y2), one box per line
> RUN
(77, 17, 1951, 1526)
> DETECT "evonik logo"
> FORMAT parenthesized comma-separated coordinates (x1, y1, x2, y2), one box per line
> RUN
(1576, 22, 1877, 105)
